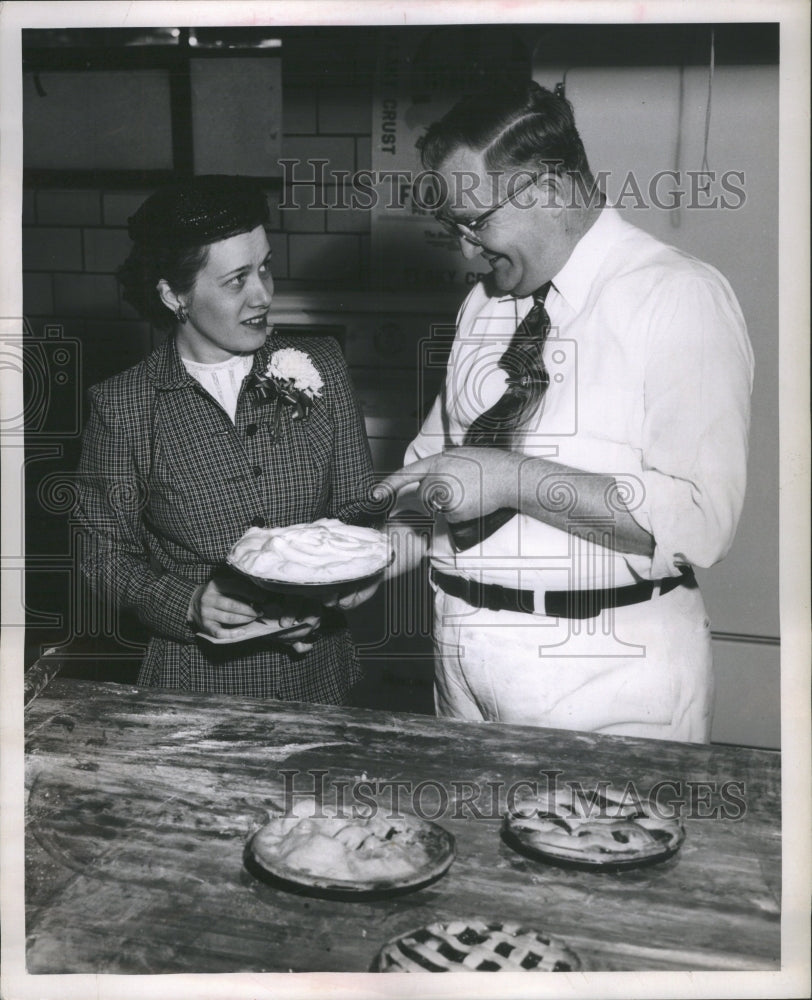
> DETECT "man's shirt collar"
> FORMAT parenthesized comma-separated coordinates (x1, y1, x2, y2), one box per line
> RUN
(550, 206, 630, 313)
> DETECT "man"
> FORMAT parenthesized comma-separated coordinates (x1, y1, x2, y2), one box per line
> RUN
(381, 83, 753, 742)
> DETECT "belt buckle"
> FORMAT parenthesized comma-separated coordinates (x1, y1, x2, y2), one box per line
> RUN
(531, 587, 550, 616)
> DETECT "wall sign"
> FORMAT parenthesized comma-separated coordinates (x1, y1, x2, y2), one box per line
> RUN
(370, 29, 501, 293)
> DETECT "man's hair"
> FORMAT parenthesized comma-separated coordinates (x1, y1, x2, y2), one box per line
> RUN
(418, 81, 596, 189)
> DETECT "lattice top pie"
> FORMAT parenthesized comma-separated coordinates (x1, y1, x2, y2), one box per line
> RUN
(373, 918, 581, 972)
(504, 785, 685, 868)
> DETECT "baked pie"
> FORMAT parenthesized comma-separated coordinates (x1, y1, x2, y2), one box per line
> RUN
(503, 785, 685, 869)
(373, 918, 581, 972)
(228, 517, 392, 585)
(246, 802, 454, 892)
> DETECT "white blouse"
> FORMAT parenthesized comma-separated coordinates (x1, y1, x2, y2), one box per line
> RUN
(180, 353, 254, 423)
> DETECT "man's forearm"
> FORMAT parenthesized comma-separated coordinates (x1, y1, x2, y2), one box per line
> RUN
(379, 447, 655, 560)
(514, 455, 655, 558)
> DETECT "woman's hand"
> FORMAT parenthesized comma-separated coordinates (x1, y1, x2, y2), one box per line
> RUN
(188, 573, 257, 637)
(257, 595, 322, 654)
(188, 573, 321, 652)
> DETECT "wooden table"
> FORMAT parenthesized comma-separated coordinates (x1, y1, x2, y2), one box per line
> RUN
(24, 678, 781, 974)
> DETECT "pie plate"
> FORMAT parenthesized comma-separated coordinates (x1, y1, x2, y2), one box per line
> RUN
(226, 551, 394, 597)
(244, 808, 455, 898)
(372, 917, 582, 972)
(502, 786, 686, 871)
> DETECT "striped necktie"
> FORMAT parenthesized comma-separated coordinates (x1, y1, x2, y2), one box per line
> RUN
(450, 283, 552, 551)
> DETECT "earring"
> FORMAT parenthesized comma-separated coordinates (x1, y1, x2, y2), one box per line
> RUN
(175, 305, 188, 324)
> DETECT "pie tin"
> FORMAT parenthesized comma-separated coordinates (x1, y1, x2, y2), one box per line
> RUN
(244, 810, 455, 899)
(372, 917, 582, 972)
(502, 790, 686, 871)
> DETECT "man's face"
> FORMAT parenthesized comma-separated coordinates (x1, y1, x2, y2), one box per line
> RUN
(437, 146, 568, 297)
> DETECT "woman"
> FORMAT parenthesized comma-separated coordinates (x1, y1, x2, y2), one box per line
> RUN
(76, 175, 378, 701)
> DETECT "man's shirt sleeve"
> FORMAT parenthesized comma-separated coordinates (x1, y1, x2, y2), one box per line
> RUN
(627, 269, 754, 576)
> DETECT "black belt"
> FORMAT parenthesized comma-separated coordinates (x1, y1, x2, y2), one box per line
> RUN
(431, 567, 695, 619)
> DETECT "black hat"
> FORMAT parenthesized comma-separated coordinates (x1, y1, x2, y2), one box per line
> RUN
(127, 174, 270, 249)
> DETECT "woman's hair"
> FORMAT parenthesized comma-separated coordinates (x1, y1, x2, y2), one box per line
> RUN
(117, 174, 270, 331)
(418, 81, 595, 187)
(118, 242, 210, 331)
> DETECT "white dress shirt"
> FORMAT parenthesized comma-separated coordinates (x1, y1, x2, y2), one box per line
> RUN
(405, 207, 754, 594)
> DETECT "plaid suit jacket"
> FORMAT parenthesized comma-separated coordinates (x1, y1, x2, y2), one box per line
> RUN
(75, 332, 376, 700)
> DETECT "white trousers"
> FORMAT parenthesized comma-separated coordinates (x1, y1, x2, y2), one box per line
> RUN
(432, 579, 714, 743)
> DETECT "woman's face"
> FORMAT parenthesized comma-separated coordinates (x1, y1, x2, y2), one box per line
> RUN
(175, 225, 274, 363)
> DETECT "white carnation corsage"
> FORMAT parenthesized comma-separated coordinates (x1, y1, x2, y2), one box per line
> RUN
(246, 347, 323, 424)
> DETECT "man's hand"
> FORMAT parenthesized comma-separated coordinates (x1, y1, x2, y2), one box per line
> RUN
(322, 577, 382, 612)
(377, 448, 519, 522)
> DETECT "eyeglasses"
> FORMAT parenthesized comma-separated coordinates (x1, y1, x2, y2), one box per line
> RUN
(434, 173, 539, 246)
